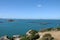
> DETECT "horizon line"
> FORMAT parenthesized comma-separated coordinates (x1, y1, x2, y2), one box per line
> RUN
(0, 18, 60, 20)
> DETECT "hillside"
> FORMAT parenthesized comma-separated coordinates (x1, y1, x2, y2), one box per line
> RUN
(37, 27, 60, 40)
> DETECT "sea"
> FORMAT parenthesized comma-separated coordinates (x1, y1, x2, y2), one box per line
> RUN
(0, 19, 60, 37)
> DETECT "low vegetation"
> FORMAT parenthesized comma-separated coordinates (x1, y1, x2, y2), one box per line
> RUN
(40, 27, 60, 32)
(41, 33, 54, 40)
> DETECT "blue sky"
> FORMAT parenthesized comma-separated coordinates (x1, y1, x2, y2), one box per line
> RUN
(0, 0, 60, 19)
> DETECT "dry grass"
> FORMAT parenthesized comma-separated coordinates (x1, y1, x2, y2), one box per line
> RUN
(37, 31, 60, 40)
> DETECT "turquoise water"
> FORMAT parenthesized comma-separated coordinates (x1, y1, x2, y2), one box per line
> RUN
(0, 19, 60, 37)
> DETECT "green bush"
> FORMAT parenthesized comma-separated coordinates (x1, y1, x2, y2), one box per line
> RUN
(41, 33, 54, 40)
(21, 36, 29, 40)
(29, 30, 38, 35)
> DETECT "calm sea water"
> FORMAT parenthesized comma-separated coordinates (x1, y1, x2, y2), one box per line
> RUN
(0, 19, 60, 37)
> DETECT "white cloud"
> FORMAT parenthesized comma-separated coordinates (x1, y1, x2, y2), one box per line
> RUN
(37, 4, 42, 7)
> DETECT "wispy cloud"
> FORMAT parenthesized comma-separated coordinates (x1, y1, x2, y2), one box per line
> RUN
(37, 4, 42, 7)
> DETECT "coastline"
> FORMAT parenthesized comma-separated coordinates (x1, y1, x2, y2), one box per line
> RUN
(0, 27, 60, 40)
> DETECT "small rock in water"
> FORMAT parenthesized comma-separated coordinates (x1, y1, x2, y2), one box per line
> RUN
(8, 19, 14, 22)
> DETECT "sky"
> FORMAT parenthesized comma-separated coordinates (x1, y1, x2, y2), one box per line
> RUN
(0, 0, 60, 19)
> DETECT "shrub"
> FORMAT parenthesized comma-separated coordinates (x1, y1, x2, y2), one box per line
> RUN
(29, 30, 38, 35)
(21, 36, 29, 40)
(41, 33, 54, 40)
